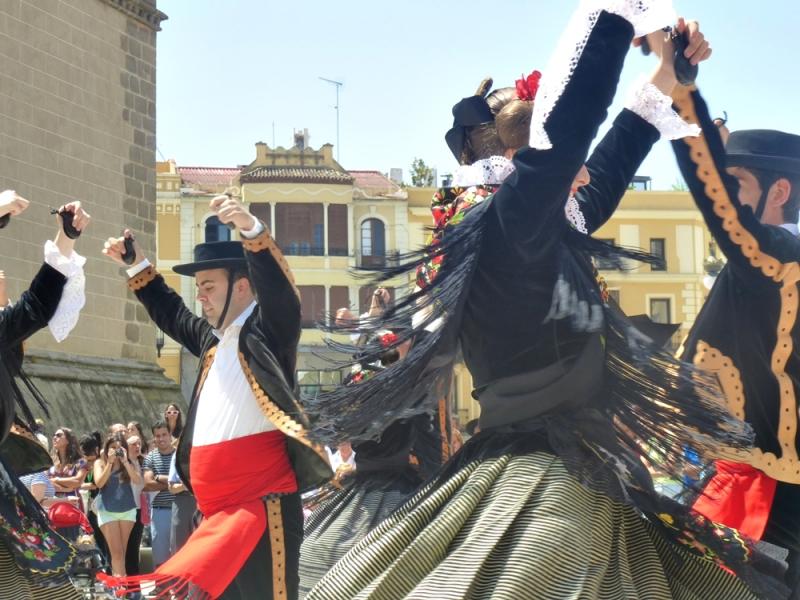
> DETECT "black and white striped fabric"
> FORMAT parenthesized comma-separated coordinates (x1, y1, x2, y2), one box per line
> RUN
(0, 539, 81, 599)
(307, 451, 759, 600)
(299, 477, 416, 598)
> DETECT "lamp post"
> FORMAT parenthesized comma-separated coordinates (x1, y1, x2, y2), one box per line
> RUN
(155, 328, 165, 358)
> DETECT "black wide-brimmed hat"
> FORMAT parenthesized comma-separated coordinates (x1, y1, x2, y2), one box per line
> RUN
(726, 129, 800, 176)
(173, 241, 247, 276)
(445, 95, 494, 162)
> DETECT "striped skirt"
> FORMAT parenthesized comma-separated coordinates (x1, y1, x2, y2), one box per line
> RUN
(0, 538, 80, 600)
(299, 473, 418, 597)
(306, 451, 759, 600)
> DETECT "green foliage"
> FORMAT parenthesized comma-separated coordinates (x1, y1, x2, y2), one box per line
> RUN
(410, 158, 435, 187)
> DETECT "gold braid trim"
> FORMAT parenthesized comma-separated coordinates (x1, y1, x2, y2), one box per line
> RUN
(9, 423, 37, 443)
(127, 265, 158, 291)
(237, 352, 329, 465)
(673, 86, 782, 280)
(195, 347, 218, 396)
(266, 497, 287, 599)
(674, 86, 800, 482)
(241, 224, 300, 302)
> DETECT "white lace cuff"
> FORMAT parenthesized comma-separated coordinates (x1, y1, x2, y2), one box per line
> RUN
(530, 0, 676, 150)
(625, 76, 700, 139)
(44, 240, 86, 342)
(240, 218, 264, 239)
(126, 258, 152, 279)
(452, 156, 516, 187)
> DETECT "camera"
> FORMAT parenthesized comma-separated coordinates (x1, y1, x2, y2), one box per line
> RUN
(114, 449, 124, 458)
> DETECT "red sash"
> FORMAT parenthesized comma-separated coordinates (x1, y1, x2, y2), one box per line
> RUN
(99, 430, 297, 598)
(692, 460, 777, 540)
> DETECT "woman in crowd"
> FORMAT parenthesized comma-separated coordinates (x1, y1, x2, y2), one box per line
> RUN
(127, 421, 150, 454)
(80, 431, 110, 567)
(94, 432, 142, 578)
(306, 5, 783, 599)
(48, 426, 88, 540)
(124, 433, 147, 576)
(163, 404, 182, 440)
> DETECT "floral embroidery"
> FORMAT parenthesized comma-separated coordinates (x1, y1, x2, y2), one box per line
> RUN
(0, 496, 61, 565)
(417, 186, 498, 290)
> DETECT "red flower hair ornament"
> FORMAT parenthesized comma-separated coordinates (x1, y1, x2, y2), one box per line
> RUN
(515, 70, 542, 102)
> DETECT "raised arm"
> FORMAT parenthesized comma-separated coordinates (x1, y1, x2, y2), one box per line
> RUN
(103, 231, 213, 357)
(490, 10, 639, 257)
(0, 198, 91, 348)
(579, 20, 710, 233)
(670, 86, 800, 278)
(209, 195, 302, 353)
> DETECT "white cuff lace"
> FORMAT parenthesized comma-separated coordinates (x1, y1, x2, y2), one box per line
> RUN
(126, 258, 151, 279)
(530, 0, 676, 150)
(44, 240, 86, 343)
(625, 76, 700, 139)
(240, 218, 265, 239)
(452, 156, 516, 187)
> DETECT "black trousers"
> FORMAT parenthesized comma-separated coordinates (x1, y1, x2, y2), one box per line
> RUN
(763, 482, 800, 597)
(124, 509, 143, 575)
(220, 493, 302, 600)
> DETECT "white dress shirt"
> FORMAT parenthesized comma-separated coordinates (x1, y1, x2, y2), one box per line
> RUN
(192, 300, 276, 447)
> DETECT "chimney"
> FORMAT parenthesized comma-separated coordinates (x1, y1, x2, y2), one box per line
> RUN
(255, 141, 269, 164)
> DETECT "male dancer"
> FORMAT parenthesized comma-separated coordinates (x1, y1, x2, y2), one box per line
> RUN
(671, 86, 800, 597)
(101, 194, 330, 599)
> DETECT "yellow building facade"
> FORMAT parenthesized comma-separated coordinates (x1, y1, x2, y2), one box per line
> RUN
(157, 149, 715, 428)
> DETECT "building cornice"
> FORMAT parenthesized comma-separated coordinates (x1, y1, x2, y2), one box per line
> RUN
(98, 0, 168, 31)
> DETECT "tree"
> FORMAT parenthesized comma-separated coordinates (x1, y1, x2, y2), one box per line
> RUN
(410, 158, 435, 187)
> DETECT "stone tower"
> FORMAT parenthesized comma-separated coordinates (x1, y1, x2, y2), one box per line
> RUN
(0, 1, 183, 433)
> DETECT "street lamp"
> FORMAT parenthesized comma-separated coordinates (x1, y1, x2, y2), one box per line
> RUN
(155, 328, 165, 358)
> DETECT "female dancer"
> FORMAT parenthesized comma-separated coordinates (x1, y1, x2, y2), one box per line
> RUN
(306, 4, 784, 599)
(0, 192, 89, 599)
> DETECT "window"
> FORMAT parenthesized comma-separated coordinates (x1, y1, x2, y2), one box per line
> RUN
(297, 369, 343, 396)
(608, 289, 620, 305)
(298, 285, 325, 328)
(329, 286, 350, 313)
(595, 238, 617, 270)
(650, 238, 666, 271)
(649, 298, 671, 324)
(360, 218, 386, 266)
(328, 204, 348, 256)
(275, 203, 324, 255)
(204, 216, 230, 242)
(249, 202, 271, 231)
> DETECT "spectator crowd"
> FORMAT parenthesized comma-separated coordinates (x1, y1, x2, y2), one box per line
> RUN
(18, 403, 196, 584)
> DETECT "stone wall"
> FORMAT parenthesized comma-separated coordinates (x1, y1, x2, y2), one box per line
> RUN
(0, 0, 166, 361)
(0, 1, 179, 430)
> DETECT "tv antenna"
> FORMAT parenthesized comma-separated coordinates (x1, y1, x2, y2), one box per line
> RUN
(319, 77, 343, 162)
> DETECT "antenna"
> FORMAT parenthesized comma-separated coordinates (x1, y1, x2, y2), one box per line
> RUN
(319, 76, 343, 162)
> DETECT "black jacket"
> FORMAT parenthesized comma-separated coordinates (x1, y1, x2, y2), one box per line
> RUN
(0, 263, 66, 461)
(129, 227, 331, 493)
(672, 86, 800, 550)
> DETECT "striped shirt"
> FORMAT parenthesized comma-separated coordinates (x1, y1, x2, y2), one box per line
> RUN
(19, 470, 56, 499)
(143, 448, 176, 508)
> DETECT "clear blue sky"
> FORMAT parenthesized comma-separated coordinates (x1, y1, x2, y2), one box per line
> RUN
(156, 1, 797, 190)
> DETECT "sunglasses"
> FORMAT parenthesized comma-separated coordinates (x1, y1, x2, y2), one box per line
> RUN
(53, 432, 64, 438)
(165, 410, 180, 416)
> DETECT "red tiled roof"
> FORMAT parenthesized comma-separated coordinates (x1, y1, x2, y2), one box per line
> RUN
(239, 166, 353, 185)
(178, 167, 241, 191)
(349, 170, 404, 198)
